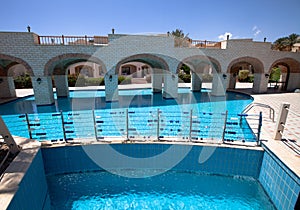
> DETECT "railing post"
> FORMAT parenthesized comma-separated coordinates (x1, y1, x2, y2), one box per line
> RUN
(257, 111, 263, 146)
(189, 109, 193, 141)
(92, 110, 98, 140)
(25, 114, 32, 139)
(60, 111, 67, 141)
(126, 109, 129, 141)
(274, 102, 290, 140)
(0, 116, 20, 155)
(222, 111, 228, 143)
(62, 35, 65, 45)
(157, 108, 160, 141)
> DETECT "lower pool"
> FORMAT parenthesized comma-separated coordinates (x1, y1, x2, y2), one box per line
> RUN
(47, 170, 275, 210)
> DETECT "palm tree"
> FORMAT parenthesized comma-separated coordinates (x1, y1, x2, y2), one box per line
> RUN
(171, 29, 186, 38)
(273, 33, 300, 51)
(171, 29, 190, 47)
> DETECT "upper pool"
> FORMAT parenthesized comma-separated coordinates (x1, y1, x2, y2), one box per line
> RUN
(1, 88, 257, 143)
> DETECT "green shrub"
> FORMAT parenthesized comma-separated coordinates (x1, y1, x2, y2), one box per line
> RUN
(85, 77, 104, 86)
(238, 70, 250, 82)
(247, 75, 254, 83)
(14, 74, 32, 88)
(201, 74, 213, 82)
(178, 73, 191, 83)
(118, 76, 131, 84)
(269, 67, 281, 82)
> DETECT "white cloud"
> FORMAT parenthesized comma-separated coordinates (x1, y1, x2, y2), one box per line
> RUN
(218, 32, 233, 40)
(252, 25, 261, 37)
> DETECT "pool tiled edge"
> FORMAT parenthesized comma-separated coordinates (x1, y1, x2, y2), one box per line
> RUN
(0, 139, 50, 210)
(259, 143, 300, 210)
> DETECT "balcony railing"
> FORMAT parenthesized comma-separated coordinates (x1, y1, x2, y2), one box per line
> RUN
(191, 40, 221, 49)
(173, 37, 221, 49)
(38, 35, 109, 45)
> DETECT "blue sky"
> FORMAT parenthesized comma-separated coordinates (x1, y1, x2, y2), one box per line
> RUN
(1, 0, 299, 42)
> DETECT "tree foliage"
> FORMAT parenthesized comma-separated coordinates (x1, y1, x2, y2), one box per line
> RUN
(273, 33, 300, 51)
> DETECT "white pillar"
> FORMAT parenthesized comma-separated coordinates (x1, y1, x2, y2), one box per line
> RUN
(54, 75, 69, 97)
(152, 69, 163, 93)
(286, 73, 300, 91)
(211, 73, 228, 96)
(32, 76, 55, 105)
(163, 73, 178, 99)
(253, 73, 268, 93)
(105, 74, 118, 101)
(191, 72, 202, 91)
(274, 103, 290, 140)
(228, 73, 237, 89)
(0, 77, 16, 98)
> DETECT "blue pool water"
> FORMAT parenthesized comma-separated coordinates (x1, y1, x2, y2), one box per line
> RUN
(47, 170, 275, 210)
(1, 88, 256, 142)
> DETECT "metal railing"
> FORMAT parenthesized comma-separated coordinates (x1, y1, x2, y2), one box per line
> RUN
(38, 35, 109, 45)
(2, 109, 262, 145)
(190, 40, 221, 49)
(242, 102, 275, 122)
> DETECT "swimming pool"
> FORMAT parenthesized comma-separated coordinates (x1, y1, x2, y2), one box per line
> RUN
(1, 88, 258, 143)
(47, 170, 275, 209)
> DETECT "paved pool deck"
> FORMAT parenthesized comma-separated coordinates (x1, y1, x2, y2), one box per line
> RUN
(0, 83, 299, 177)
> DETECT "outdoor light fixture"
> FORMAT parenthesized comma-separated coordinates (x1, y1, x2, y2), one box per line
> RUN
(109, 75, 112, 82)
(27, 25, 31, 32)
(172, 74, 176, 80)
(265, 74, 270, 78)
(36, 77, 42, 84)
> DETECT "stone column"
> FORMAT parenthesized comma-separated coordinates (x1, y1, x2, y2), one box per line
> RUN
(163, 73, 178, 99)
(105, 74, 118, 101)
(152, 69, 163, 93)
(228, 73, 237, 89)
(191, 72, 202, 92)
(53, 75, 69, 97)
(0, 77, 16, 98)
(211, 73, 228, 96)
(286, 73, 300, 91)
(252, 73, 268, 93)
(32, 76, 55, 105)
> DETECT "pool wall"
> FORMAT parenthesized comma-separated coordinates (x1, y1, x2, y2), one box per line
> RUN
(259, 146, 300, 210)
(41, 144, 263, 178)
(3, 148, 50, 210)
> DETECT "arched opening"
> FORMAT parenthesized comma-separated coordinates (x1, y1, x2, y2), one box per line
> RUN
(227, 57, 264, 93)
(115, 54, 169, 91)
(0, 54, 34, 98)
(45, 53, 107, 97)
(269, 58, 300, 92)
(177, 55, 221, 92)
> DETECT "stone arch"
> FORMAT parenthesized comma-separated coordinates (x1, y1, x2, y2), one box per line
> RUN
(44, 53, 107, 76)
(269, 57, 300, 91)
(270, 57, 300, 73)
(227, 56, 264, 74)
(177, 55, 222, 73)
(0, 54, 34, 76)
(227, 56, 265, 92)
(115, 53, 169, 74)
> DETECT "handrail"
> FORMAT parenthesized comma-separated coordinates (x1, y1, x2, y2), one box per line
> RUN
(38, 35, 109, 45)
(2, 109, 262, 145)
(242, 102, 275, 122)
